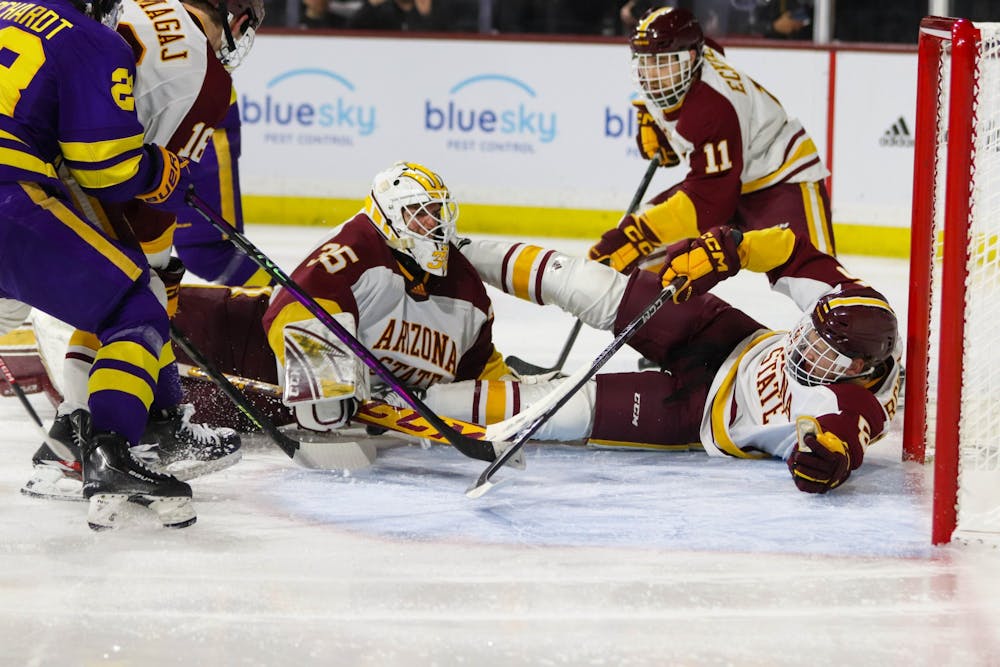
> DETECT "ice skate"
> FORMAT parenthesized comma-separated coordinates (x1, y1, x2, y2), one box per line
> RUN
(140, 404, 242, 481)
(20, 413, 84, 501)
(82, 427, 196, 531)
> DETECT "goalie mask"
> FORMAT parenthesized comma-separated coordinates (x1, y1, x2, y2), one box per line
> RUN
(363, 162, 459, 277)
(630, 7, 705, 114)
(785, 286, 898, 387)
(217, 0, 265, 70)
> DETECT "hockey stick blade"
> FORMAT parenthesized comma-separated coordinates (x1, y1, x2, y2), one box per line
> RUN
(180, 365, 526, 469)
(178, 362, 375, 470)
(185, 190, 498, 464)
(466, 277, 684, 497)
(504, 319, 582, 376)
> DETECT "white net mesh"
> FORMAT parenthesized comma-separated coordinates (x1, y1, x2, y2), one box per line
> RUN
(957, 25, 1000, 539)
(929, 23, 1000, 540)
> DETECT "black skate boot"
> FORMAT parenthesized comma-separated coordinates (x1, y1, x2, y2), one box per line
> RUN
(140, 404, 242, 481)
(20, 412, 84, 501)
(80, 411, 196, 531)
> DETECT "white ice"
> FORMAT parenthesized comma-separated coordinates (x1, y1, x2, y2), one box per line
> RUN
(2, 227, 999, 666)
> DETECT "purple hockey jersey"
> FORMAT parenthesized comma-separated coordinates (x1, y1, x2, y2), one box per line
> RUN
(0, 0, 162, 201)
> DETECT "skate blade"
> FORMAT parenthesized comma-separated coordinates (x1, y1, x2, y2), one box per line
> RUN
(87, 494, 197, 531)
(163, 449, 243, 482)
(21, 468, 85, 502)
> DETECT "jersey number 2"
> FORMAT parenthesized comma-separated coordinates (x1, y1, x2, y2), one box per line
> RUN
(0, 28, 45, 118)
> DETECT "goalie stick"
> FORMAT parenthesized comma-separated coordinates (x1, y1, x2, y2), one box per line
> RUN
(503, 154, 663, 376)
(170, 323, 374, 470)
(180, 365, 491, 445)
(184, 190, 499, 463)
(466, 276, 686, 498)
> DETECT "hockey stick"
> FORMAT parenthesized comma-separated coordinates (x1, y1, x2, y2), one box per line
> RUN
(170, 323, 373, 470)
(503, 154, 663, 377)
(0, 354, 76, 461)
(184, 190, 497, 463)
(180, 365, 491, 445)
(467, 276, 686, 498)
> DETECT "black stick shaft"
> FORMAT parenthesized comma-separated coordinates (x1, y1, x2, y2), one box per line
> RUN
(170, 323, 301, 458)
(470, 279, 683, 494)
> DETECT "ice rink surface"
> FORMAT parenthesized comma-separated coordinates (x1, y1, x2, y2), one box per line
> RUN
(2, 226, 999, 666)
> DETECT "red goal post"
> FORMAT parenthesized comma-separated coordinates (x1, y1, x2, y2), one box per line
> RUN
(904, 17, 1000, 545)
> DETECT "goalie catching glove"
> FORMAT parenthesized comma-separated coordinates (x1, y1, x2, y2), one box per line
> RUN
(788, 416, 852, 494)
(633, 100, 679, 167)
(281, 315, 369, 431)
(588, 213, 661, 274)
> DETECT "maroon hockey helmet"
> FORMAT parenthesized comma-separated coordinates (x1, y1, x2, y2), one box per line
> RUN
(629, 8, 705, 112)
(629, 7, 705, 56)
(785, 285, 898, 386)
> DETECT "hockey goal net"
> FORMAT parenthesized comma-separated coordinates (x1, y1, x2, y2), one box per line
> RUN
(904, 17, 1000, 545)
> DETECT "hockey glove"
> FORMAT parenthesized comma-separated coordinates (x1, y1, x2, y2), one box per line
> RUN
(787, 416, 852, 494)
(136, 145, 194, 215)
(659, 226, 743, 302)
(633, 100, 679, 167)
(589, 213, 660, 274)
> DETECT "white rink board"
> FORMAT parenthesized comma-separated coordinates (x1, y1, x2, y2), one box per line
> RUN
(233, 35, 914, 227)
(832, 51, 918, 227)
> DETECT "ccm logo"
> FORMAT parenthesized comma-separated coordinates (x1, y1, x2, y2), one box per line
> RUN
(632, 392, 641, 427)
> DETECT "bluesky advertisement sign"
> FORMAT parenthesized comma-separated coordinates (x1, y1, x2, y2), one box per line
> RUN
(233, 36, 911, 229)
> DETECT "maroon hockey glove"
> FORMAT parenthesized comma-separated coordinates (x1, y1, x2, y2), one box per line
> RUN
(787, 417, 852, 494)
(658, 226, 743, 302)
(633, 100, 679, 167)
(589, 213, 659, 274)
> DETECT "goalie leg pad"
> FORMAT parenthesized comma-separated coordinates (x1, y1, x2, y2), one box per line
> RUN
(461, 239, 626, 330)
(588, 371, 706, 451)
(425, 378, 596, 442)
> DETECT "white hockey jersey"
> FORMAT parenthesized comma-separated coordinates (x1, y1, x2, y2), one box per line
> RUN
(116, 0, 232, 157)
(263, 215, 509, 392)
(648, 45, 829, 192)
(701, 330, 901, 461)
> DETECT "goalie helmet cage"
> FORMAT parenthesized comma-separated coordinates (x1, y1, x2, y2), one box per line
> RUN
(903, 17, 1000, 545)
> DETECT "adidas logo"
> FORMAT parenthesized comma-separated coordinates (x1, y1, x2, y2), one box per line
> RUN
(880, 116, 915, 148)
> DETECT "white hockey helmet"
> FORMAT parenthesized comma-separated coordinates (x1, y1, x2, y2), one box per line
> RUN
(363, 162, 458, 277)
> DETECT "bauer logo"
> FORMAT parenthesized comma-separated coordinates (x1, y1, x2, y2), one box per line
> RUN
(425, 74, 557, 154)
(241, 69, 377, 147)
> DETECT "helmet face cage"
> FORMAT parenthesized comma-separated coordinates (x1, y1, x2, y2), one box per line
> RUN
(368, 162, 458, 276)
(217, 0, 264, 70)
(629, 7, 704, 113)
(85, 0, 123, 27)
(631, 50, 699, 113)
(784, 317, 860, 387)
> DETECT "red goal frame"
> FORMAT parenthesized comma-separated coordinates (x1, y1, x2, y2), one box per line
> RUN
(903, 17, 981, 544)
